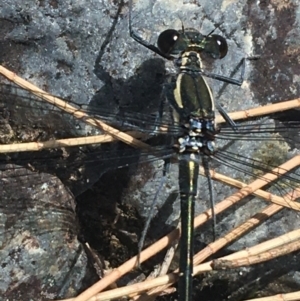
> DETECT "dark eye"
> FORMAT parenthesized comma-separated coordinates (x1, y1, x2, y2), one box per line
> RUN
(157, 29, 180, 55)
(205, 34, 228, 59)
(212, 34, 228, 58)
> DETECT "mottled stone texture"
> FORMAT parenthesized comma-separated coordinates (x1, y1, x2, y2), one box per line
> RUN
(1, 0, 300, 300)
(0, 166, 90, 299)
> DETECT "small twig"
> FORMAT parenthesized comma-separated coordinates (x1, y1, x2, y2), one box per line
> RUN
(212, 239, 300, 269)
(57, 273, 179, 301)
(221, 228, 300, 262)
(200, 166, 300, 211)
(0, 65, 151, 151)
(242, 291, 300, 301)
(132, 240, 179, 301)
(84, 243, 105, 279)
(215, 97, 300, 123)
(58, 229, 300, 301)
(159, 241, 178, 277)
(193, 189, 300, 267)
(194, 227, 300, 275)
(0, 131, 147, 153)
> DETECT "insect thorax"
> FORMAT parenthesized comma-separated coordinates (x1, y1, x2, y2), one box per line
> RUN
(171, 51, 217, 155)
(175, 117, 217, 155)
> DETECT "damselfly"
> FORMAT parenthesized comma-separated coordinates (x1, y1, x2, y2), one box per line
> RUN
(126, 0, 300, 300)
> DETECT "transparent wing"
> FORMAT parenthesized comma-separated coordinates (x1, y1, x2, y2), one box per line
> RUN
(2, 81, 300, 244)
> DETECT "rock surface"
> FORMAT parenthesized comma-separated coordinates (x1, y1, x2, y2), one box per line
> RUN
(0, 0, 300, 300)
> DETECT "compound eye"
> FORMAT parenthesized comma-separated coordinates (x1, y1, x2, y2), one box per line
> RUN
(157, 29, 180, 55)
(210, 34, 228, 59)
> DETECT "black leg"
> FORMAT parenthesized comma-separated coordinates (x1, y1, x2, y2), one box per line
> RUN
(128, 0, 171, 60)
(199, 57, 246, 86)
(136, 158, 170, 268)
(216, 102, 238, 131)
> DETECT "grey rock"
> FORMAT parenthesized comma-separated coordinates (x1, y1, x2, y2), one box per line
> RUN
(0, 166, 91, 300)
(0, 0, 300, 300)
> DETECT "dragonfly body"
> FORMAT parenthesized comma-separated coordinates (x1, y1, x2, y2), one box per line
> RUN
(129, 10, 230, 297)
(164, 29, 221, 300)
